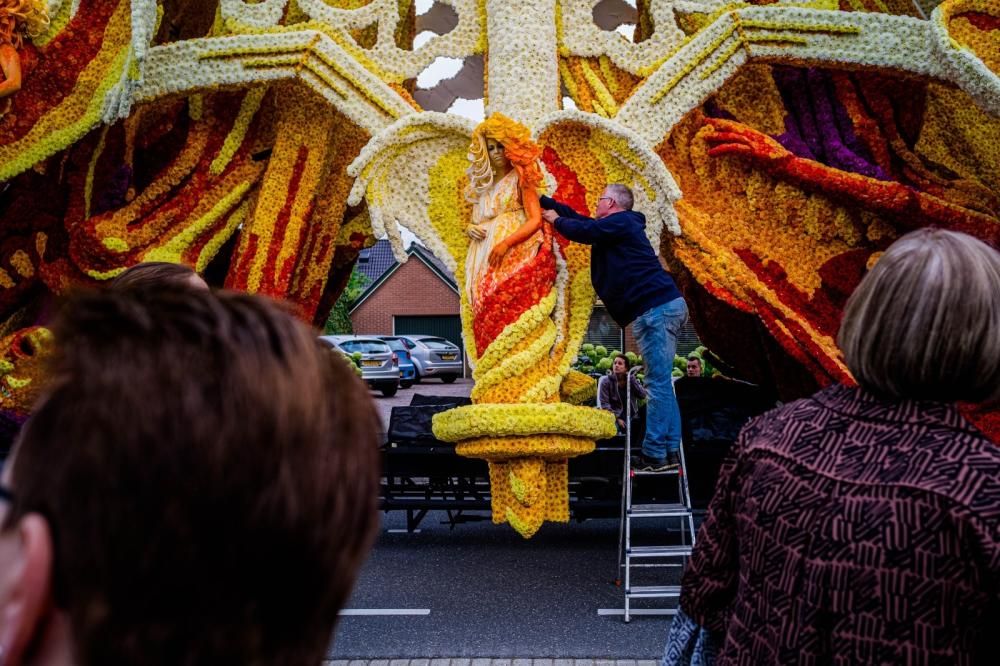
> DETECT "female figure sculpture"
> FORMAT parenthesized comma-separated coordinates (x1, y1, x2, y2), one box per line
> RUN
(463, 115, 547, 313)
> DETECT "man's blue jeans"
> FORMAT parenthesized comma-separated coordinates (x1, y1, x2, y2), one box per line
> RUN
(632, 297, 688, 460)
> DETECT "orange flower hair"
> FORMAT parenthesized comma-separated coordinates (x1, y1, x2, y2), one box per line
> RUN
(466, 113, 544, 200)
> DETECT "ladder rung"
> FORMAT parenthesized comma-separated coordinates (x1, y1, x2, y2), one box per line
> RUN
(625, 584, 682, 598)
(631, 467, 679, 476)
(627, 545, 692, 558)
(628, 503, 690, 517)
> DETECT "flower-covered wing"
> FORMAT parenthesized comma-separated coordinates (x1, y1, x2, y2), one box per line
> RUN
(534, 110, 682, 247)
(347, 112, 477, 271)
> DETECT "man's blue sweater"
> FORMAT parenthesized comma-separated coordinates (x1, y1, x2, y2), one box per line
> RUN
(541, 195, 682, 327)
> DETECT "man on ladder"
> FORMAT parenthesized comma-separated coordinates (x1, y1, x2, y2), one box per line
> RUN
(542, 183, 689, 471)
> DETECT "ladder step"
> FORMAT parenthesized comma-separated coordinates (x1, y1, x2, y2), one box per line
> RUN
(625, 585, 682, 598)
(628, 503, 691, 517)
(627, 545, 693, 558)
(631, 467, 679, 476)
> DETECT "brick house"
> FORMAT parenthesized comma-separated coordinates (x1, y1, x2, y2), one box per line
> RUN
(350, 240, 467, 373)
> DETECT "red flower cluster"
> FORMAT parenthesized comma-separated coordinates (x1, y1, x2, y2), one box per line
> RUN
(472, 239, 557, 353)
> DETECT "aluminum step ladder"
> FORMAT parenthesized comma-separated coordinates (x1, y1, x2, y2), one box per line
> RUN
(615, 367, 696, 623)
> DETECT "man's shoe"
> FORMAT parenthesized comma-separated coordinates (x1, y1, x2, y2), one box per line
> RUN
(665, 451, 681, 470)
(631, 454, 670, 472)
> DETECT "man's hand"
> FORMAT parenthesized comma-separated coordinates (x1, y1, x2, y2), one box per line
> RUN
(541, 209, 559, 223)
(617, 418, 626, 430)
(488, 241, 509, 267)
(466, 225, 487, 241)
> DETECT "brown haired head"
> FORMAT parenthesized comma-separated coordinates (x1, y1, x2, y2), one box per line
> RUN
(109, 261, 208, 291)
(1, 288, 380, 665)
(837, 228, 1000, 404)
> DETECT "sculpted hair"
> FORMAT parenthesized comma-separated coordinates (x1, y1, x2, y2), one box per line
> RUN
(5, 289, 380, 665)
(607, 183, 634, 210)
(465, 113, 543, 202)
(837, 228, 1000, 403)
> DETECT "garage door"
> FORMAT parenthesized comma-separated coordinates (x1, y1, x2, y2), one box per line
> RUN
(393, 315, 463, 348)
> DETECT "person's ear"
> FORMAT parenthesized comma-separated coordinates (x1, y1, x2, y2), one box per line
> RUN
(0, 514, 54, 664)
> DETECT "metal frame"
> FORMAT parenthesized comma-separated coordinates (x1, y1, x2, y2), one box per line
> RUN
(616, 366, 697, 622)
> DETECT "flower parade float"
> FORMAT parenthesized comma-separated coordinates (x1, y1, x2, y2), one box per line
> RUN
(0, 0, 997, 529)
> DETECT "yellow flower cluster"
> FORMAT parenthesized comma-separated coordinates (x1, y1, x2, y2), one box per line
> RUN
(433, 402, 615, 444)
(484, 455, 571, 538)
(559, 369, 596, 405)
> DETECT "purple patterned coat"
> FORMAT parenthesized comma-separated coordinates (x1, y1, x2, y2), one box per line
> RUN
(680, 384, 1000, 665)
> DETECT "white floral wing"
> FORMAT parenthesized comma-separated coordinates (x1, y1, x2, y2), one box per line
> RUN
(347, 112, 477, 272)
(533, 110, 682, 251)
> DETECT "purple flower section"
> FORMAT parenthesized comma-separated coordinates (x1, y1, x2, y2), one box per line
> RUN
(772, 66, 889, 181)
(93, 164, 133, 216)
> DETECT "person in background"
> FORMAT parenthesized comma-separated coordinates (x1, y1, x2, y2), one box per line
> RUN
(686, 356, 703, 378)
(542, 184, 688, 471)
(109, 261, 208, 291)
(0, 287, 381, 665)
(663, 228, 1000, 665)
(598, 353, 647, 435)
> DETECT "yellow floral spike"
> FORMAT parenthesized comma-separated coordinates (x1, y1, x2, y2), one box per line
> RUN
(102, 237, 129, 253)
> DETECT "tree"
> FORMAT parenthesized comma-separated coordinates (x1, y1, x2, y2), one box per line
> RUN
(323, 268, 370, 335)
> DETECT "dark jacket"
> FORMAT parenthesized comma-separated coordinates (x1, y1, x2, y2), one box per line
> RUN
(597, 373, 646, 423)
(541, 196, 682, 326)
(680, 383, 1000, 665)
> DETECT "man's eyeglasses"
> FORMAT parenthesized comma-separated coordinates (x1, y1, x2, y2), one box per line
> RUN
(598, 196, 614, 203)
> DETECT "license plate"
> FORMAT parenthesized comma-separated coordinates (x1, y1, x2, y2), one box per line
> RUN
(440, 354, 456, 361)
(362, 359, 381, 367)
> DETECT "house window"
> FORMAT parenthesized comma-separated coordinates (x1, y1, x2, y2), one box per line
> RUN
(585, 304, 623, 351)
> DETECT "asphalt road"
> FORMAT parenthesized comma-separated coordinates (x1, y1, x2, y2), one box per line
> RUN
(330, 511, 679, 659)
(332, 380, 680, 659)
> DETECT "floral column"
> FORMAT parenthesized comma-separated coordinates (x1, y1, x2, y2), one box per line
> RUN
(484, 0, 560, 128)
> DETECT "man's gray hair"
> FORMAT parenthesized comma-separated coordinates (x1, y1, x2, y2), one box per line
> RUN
(837, 228, 1000, 403)
(606, 184, 634, 210)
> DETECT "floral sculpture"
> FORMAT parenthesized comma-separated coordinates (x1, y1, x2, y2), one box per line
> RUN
(0, 0, 997, 521)
(352, 112, 621, 538)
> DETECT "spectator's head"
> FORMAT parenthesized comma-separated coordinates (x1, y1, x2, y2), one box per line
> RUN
(686, 356, 703, 378)
(838, 228, 1000, 403)
(612, 353, 630, 376)
(596, 184, 634, 218)
(110, 261, 208, 292)
(0, 288, 380, 665)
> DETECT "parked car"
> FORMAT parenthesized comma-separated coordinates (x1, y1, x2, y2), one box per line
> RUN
(320, 335, 400, 397)
(380, 335, 463, 383)
(378, 336, 416, 388)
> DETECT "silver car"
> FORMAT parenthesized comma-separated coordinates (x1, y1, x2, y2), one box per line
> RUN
(320, 335, 400, 397)
(381, 335, 463, 384)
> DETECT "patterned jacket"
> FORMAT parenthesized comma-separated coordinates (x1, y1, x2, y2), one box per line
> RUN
(680, 383, 1000, 665)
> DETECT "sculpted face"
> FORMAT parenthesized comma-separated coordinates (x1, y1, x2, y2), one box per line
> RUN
(486, 137, 509, 174)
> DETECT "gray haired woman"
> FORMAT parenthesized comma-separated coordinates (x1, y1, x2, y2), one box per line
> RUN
(664, 228, 1000, 665)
